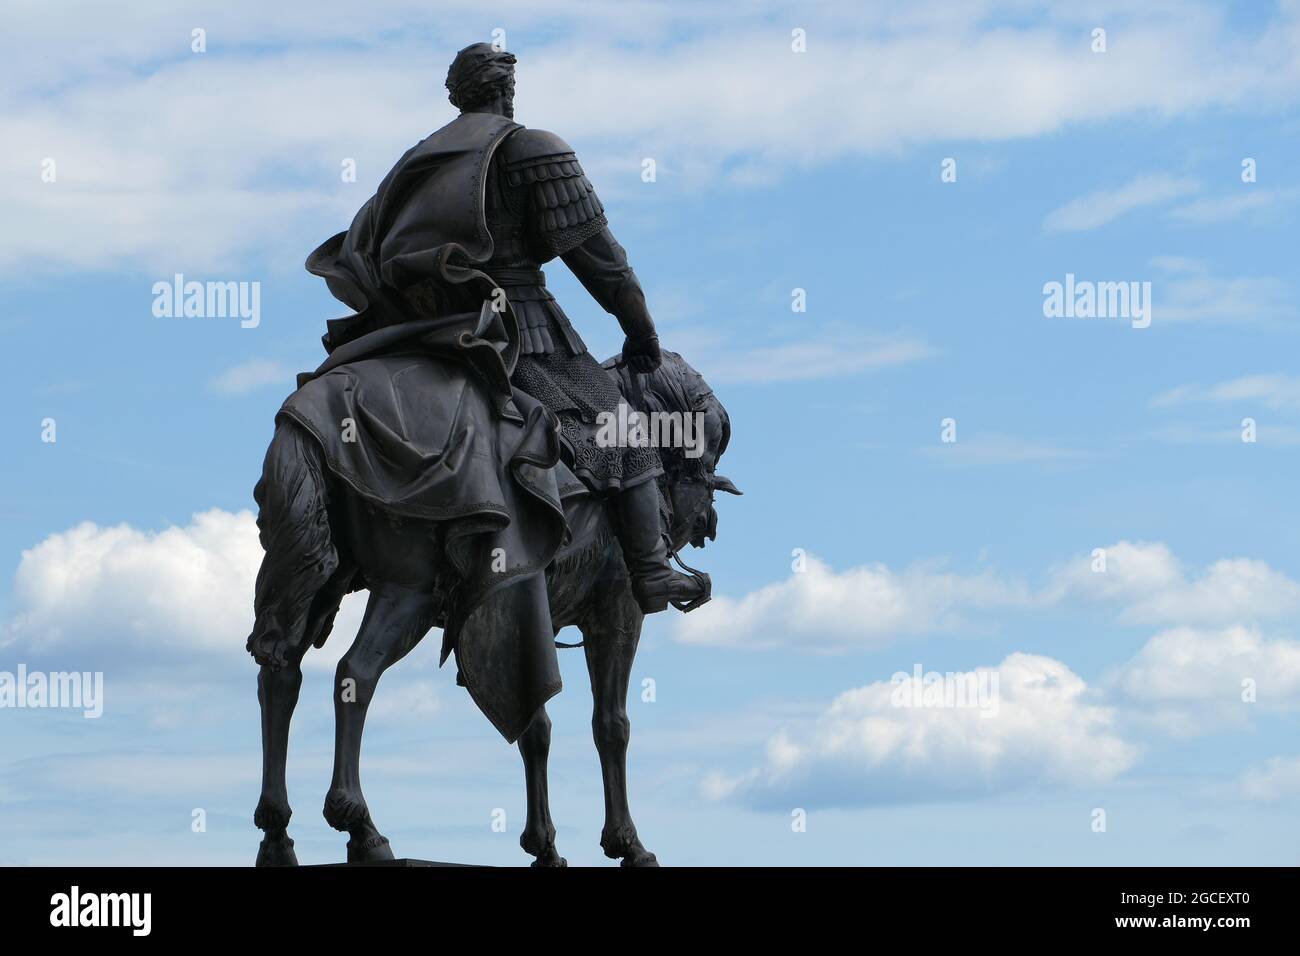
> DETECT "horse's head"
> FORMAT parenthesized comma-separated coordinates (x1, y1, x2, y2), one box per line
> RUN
(606, 351, 740, 553)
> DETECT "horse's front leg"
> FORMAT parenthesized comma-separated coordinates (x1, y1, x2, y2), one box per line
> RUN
(324, 583, 435, 863)
(581, 570, 658, 867)
(254, 648, 307, 866)
(517, 705, 566, 866)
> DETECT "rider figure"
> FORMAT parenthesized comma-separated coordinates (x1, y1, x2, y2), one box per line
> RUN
(443, 43, 708, 614)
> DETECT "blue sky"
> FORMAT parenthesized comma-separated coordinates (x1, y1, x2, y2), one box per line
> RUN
(3, 0, 1300, 865)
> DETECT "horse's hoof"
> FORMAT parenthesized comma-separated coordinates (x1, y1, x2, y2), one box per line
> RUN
(255, 833, 299, 867)
(620, 848, 659, 868)
(346, 833, 394, 864)
(530, 851, 568, 868)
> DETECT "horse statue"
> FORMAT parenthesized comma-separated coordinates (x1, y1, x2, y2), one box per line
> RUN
(248, 337, 738, 868)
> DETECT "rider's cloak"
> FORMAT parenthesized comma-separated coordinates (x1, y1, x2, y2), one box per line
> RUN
(267, 112, 586, 743)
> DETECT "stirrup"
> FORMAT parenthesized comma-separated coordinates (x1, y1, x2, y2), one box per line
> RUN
(666, 547, 712, 613)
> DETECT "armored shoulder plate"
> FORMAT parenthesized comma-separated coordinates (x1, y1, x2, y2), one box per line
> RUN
(501, 128, 607, 260)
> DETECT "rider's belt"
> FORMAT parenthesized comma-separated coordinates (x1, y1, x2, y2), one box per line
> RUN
(487, 267, 546, 288)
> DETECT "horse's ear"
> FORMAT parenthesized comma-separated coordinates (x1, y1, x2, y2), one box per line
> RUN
(710, 474, 742, 495)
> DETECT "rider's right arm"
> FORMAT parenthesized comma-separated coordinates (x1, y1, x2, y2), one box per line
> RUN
(561, 227, 656, 342)
(563, 229, 662, 373)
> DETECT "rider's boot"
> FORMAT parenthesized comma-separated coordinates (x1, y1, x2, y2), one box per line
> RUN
(613, 479, 710, 614)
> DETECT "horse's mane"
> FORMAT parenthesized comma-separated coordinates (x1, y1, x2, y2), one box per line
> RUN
(603, 351, 731, 470)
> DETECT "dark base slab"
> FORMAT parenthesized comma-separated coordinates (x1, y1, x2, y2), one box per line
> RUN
(312, 858, 487, 867)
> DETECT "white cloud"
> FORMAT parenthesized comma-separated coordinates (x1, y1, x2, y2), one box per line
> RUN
(1046, 181, 1300, 234)
(1048, 539, 1180, 602)
(1112, 626, 1300, 704)
(1152, 373, 1300, 411)
(1108, 626, 1300, 734)
(1171, 187, 1300, 224)
(921, 432, 1089, 466)
(708, 653, 1136, 808)
(210, 358, 294, 395)
(4, 1, 1300, 272)
(682, 541, 1300, 652)
(1148, 421, 1300, 446)
(1043, 174, 1200, 232)
(1157, 272, 1294, 324)
(2, 509, 365, 665)
(1143, 257, 1295, 325)
(1049, 541, 1300, 626)
(676, 554, 1033, 650)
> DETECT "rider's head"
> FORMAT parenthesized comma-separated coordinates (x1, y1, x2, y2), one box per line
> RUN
(446, 42, 516, 118)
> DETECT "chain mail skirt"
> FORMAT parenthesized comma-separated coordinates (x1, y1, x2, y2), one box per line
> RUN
(511, 317, 662, 494)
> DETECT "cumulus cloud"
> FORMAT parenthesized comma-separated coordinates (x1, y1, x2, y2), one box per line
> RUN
(1107, 626, 1300, 734)
(1048, 541, 1300, 626)
(678, 541, 1300, 651)
(2, 509, 365, 667)
(707, 653, 1136, 808)
(5, 509, 259, 654)
(675, 554, 1034, 650)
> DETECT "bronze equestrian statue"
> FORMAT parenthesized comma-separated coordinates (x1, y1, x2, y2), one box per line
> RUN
(248, 42, 738, 867)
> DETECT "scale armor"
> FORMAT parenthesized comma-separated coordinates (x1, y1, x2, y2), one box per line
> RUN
(485, 127, 662, 493)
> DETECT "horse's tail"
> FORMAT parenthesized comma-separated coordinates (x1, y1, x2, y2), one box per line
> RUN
(246, 418, 353, 669)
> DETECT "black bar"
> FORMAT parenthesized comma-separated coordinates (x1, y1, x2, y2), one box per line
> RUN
(0, 866, 1281, 941)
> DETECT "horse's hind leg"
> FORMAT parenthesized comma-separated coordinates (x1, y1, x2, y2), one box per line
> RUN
(581, 569, 658, 867)
(254, 647, 307, 866)
(324, 582, 436, 863)
(518, 705, 566, 867)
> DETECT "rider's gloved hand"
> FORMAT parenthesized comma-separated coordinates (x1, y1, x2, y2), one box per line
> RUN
(621, 332, 662, 374)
